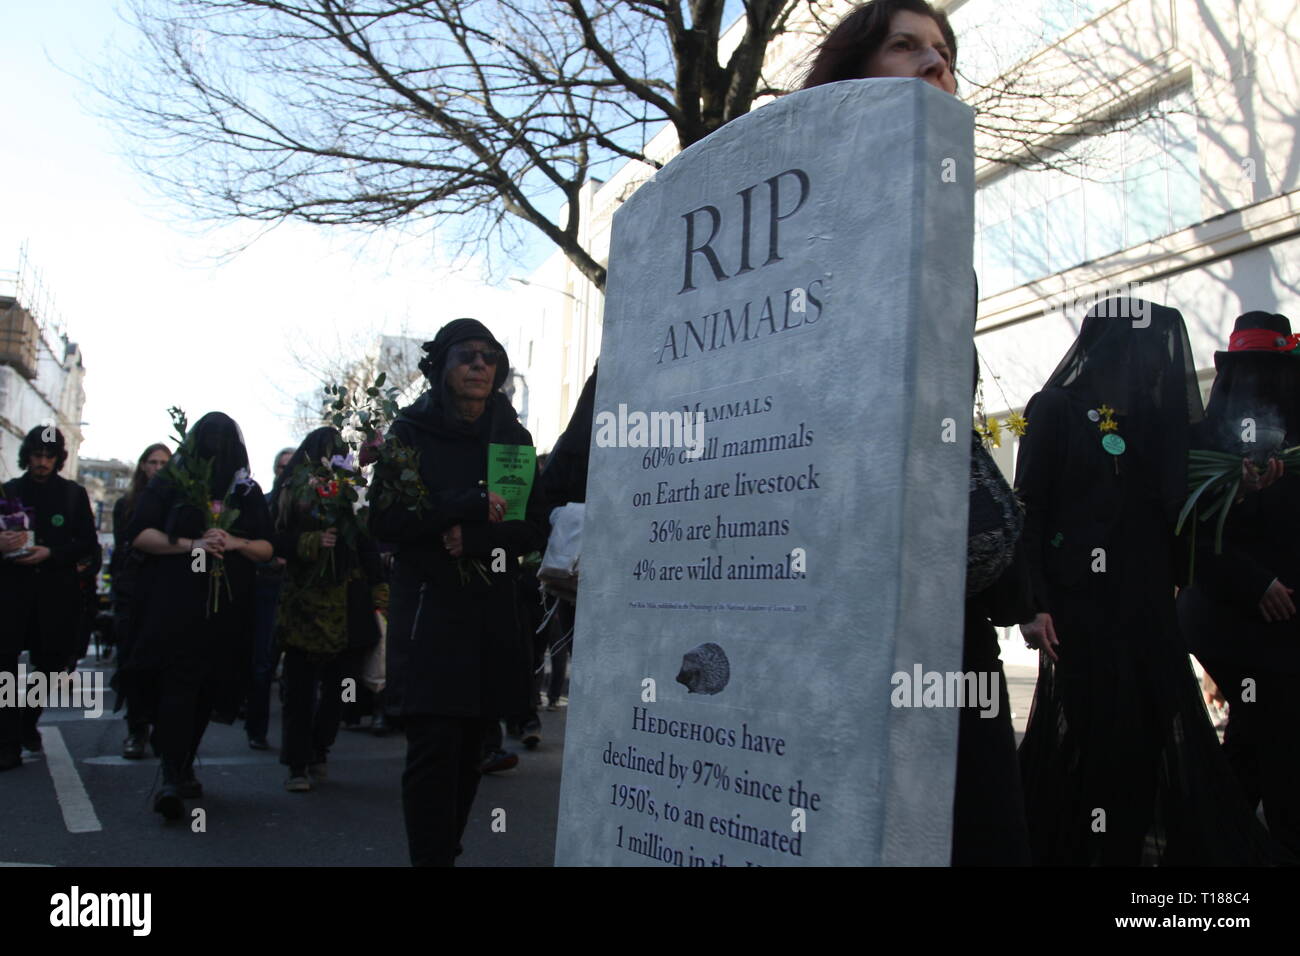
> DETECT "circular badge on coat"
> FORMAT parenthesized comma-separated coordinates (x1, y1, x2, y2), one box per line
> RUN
(1102, 434, 1126, 456)
(51, 514, 65, 527)
(1087, 409, 1101, 422)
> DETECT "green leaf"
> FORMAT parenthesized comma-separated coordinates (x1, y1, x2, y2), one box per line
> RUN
(331, 413, 344, 429)
(375, 372, 386, 388)
(1176, 471, 1227, 535)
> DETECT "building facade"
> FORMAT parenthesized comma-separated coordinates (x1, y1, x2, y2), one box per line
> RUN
(0, 287, 87, 484)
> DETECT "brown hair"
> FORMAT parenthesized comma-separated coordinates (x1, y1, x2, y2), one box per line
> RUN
(123, 442, 172, 520)
(800, 0, 957, 91)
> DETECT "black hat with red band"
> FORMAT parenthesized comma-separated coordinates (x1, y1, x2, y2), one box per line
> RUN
(1214, 311, 1300, 370)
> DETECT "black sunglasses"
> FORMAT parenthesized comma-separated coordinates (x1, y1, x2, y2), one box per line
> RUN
(453, 347, 502, 366)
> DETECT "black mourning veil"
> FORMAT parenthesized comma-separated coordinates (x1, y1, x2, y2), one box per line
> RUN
(172, 411, 251, 500)
(1198, 355, 1300, 459)
(1042, 298, 1203, 519)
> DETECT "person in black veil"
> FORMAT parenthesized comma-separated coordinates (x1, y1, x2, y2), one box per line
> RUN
(123, 412, 273, 819)
(1016, 298, 1284, 864)
(268, 426, 385, 792)
(1177, 311, 1300, 854)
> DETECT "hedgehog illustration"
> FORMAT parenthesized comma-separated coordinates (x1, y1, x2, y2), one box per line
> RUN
(675, 642, 730, 695)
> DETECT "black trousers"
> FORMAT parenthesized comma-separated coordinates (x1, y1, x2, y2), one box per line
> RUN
(154, 658, 215, 785)
(281, 647, 346, 772)
(0, 648, 69, 756)
(402, 715, 483, 867)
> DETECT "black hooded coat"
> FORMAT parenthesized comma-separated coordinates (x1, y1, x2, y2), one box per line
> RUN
(369, 319, 549, 718)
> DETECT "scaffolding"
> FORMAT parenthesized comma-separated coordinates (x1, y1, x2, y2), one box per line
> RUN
(0, 242, 70, 381)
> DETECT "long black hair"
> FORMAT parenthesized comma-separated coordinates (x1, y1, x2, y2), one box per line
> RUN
(270, 426, 349, 532)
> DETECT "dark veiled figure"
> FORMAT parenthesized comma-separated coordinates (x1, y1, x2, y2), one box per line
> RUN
(1016, 298, 1285, 864)
(123, 412, 273, 819)
(1177, 311, 1300, 854)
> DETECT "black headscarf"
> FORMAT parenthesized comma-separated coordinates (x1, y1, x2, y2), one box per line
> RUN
(402, 317, 518, 441)
(270, 426, 349, 531)
(159, 411, 250, 541)
(169, 411, 251, 500)
(1042, 297, 1203, 520)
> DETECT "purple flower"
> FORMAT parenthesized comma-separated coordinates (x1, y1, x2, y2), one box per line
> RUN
(329, 453, 356, 473)
(231, 467, 255, 492)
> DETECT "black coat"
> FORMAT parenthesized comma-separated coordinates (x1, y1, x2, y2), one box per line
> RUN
(0, 473, 98, 659)
(371, 389, 549, 718)
(1178, 443, 1300, 675)
(118, 476, 272, 715)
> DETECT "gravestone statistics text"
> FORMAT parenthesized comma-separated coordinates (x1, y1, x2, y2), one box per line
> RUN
(556, 80, 976, 866)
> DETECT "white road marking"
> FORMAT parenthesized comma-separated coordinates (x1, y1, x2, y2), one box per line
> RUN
(40, 727, 103, 834)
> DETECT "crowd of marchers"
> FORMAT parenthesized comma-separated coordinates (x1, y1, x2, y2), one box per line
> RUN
(1, 319, 575, 868)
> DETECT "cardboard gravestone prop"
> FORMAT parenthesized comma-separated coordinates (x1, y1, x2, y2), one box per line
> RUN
(555, 79, 975, 866)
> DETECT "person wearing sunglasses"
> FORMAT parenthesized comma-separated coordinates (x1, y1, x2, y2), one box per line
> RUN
(368, 318, 549, 866)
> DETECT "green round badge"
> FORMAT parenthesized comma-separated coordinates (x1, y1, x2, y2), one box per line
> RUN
(51, 514, 65, 527)
(1102, 434, 1126, 456)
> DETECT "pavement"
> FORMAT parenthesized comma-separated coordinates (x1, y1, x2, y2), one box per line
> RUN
(0, 655, 566, 867)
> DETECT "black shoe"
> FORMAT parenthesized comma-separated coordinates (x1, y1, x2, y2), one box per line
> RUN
(122, 734, 147, 760)
(248, 737, 270, 751)
(520, 717, 542, 750)
(178, 771, 203, 799)
(20, 729, 42, 754)
(0, 751, 21, 772)
(478, 749, 519, 774)
(153, 785, 184, 821)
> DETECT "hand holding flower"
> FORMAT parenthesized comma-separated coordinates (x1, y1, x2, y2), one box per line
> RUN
(0, 530, 26, 554)
(199, 528, 230, 555)
(319, 528, 338, 549)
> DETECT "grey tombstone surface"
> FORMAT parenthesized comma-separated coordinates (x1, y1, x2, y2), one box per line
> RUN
(554, 79, 975, 867)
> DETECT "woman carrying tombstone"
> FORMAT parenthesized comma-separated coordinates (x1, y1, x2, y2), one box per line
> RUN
(800, 0, 1035, 865)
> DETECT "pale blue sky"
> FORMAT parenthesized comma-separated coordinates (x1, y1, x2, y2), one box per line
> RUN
(1, 0, 533, 483)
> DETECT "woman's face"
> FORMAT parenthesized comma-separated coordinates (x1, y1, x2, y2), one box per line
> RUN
(143, 448, 171, 479)
(860, 10, 956, 96)
(445, 338, 500, 402)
